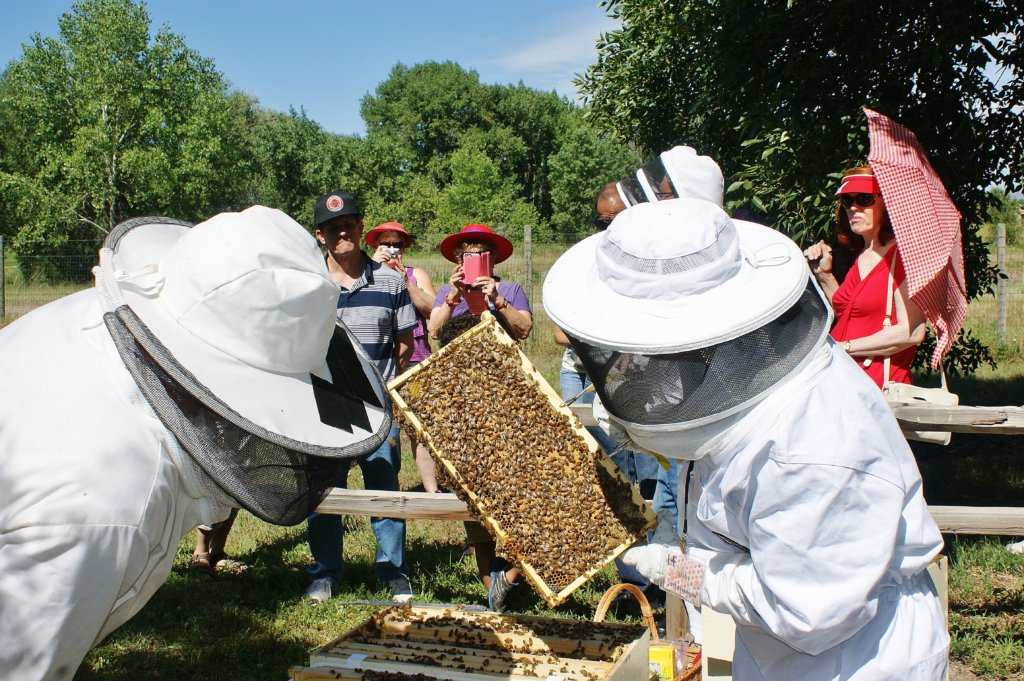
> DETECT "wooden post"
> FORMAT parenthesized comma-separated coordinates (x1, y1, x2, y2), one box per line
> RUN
(524, 223, 533, 306)
(997, 222, 1007, 343)
(664, 592, 689, 641)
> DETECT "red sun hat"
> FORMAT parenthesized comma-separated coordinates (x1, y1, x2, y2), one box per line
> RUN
(439, 224, 514, 264)
(364, 222, 411, 249)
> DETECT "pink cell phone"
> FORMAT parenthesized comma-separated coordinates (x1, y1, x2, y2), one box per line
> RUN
(461, 251, 492, 285)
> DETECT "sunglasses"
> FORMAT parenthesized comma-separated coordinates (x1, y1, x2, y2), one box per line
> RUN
(839, 193, 879, 209)
(593, 214, 615, 230)
(378, 241, 405, 248)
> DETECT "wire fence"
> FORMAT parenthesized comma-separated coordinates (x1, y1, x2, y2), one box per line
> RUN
(4, 230, 1024, 360)
(0, 231, 565, 370)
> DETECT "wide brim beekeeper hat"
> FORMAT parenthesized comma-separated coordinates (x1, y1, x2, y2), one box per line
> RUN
(94, 206, 392, 524)
(543, 198, 831, 433)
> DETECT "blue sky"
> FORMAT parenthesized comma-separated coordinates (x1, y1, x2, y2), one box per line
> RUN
(0, 1, 618, 135)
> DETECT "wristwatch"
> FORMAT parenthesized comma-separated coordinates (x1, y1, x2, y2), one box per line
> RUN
(493, 297, 508, 311)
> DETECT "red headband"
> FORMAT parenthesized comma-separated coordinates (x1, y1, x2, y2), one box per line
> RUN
(836, 174, 881, 195)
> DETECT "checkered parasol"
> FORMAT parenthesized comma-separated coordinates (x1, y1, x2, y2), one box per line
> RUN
(865, 108, 966, 368)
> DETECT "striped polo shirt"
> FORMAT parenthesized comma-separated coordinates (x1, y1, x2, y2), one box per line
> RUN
(334, 257, 416, 381)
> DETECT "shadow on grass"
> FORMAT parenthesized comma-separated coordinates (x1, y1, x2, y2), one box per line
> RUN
(912, 434, 1024, 507)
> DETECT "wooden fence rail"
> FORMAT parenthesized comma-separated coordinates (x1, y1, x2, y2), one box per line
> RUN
(890, 403, 1024, 434)
(315, 490, 1024, 537)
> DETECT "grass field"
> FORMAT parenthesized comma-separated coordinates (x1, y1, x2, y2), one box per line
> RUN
(5, 243, 1024, 679)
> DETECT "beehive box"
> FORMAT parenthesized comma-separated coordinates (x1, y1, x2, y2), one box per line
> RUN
(288, 605, 650, 680)
(388, 313, 656, 607)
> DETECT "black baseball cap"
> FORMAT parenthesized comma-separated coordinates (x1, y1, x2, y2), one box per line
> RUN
(313, 191, 361, 228)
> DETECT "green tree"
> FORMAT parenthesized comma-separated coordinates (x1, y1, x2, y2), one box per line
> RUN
(548, 110, 641, 241)
(360, 61, 602, 234)
(360, 61, 493, 175)
(489, 84, 569, 219)
(431, 144, 546, 248)
(578, 0, 1022, 372)
(983, 188, 1024, 246)
(0, 0, 252, 279)
(249, 107, 364, 226)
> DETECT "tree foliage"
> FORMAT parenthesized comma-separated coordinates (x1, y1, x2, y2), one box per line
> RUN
(0, 1, 639, 283)
(548, 110, 641, 241)
(578, 0, 1023, 373)
(579, 0, 1023, 217)
(358, 60, 635, 243)
(0, 0, 252, 279)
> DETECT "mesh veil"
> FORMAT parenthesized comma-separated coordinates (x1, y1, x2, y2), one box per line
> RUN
(617, 158, 680, 206)
(104, 305, 390, 526)
(570, 281, 830, 428)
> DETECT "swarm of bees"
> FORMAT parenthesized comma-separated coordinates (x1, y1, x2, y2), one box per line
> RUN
(391, 316, 654, 605)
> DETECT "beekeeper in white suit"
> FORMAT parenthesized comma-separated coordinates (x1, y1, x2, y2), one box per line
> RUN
(0, 207, 392, 679)
(543, 198, 948, 679)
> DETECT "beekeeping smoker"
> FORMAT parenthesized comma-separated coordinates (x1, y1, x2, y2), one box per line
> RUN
(543, 198, 949, 680)
(0, 206, 391, 679)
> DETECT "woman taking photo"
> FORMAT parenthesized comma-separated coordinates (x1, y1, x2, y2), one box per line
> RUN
(804, 166, 926, 388)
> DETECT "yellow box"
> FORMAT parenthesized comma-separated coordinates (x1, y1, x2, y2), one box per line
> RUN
(649, 642, 676, 680)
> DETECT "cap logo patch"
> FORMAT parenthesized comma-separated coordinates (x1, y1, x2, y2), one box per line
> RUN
(326, 195, 344, 212)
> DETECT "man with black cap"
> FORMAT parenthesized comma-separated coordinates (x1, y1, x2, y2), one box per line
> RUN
(0, 206, 393, 679)
(306, 190, 417, 603)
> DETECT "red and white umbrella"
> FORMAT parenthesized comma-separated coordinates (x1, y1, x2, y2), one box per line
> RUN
(865, 108, 966, 368)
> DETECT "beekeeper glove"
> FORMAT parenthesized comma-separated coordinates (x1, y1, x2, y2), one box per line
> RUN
(621, 511, 706, 604)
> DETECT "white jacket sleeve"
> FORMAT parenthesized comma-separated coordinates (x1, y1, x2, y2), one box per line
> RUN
(698, 453, 905, 656)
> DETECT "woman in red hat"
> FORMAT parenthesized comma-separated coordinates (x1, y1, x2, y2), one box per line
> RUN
(365, 222, 442, 492)
(427, 224, 533, 341)
(426, 223, 533, 612)
(804, 166, 926, 388)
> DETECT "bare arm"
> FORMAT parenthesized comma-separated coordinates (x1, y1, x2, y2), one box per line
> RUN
(427, 266, 465, 339)
(846, 279, 926, 358)
(553, 326, 570, 346)
(478, 277, 532, 340)
(495, 306, 533, 341)
(395, 329, 414, 374)
(405, 266, 437, 319)
(803, 240, 840, 304)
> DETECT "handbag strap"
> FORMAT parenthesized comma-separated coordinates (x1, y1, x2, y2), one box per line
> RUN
(881, 254, 949, 389)
(883, 261, 895, 386)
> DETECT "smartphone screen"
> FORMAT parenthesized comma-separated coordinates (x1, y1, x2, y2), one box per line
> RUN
(461, 251, 492, 285)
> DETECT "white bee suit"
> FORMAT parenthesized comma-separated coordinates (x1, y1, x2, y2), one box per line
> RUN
(682, 345, 948, 680)
(0, 291, 231, 679)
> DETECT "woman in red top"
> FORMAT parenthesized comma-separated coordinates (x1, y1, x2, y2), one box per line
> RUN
(804, 166, 926, 388)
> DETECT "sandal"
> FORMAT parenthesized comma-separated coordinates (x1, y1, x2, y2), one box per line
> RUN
(189, 553, 215, 579)
(211, 554, 248, 575)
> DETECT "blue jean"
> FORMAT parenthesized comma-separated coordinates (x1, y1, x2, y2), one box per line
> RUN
(559, 368, 661, 491)
(560, 367, 655, 585)
(306, 426, 406, 584)
(653, 458, 682, 535)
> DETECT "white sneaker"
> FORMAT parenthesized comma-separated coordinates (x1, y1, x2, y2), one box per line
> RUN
(305, 577, 334, 604)
(1006, 540, 1024, 555)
